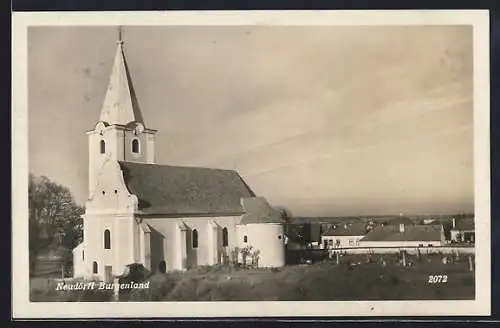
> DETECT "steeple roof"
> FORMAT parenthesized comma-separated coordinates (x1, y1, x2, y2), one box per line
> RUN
(99, 29, 144, 126)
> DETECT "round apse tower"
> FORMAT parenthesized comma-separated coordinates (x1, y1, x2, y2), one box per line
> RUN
(236, 197, 286, 268)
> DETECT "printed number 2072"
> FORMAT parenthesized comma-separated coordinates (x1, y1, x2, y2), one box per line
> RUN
(428, 275, 448, 283)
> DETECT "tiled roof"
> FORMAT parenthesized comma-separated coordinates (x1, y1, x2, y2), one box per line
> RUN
(451, 218, 475, 231)
(239, 197, 284, 225)
(119, 161, 255, 215)
(322, 223, 368, 236)
(360, 224, 442, 242)
(100, 42, 144, 126)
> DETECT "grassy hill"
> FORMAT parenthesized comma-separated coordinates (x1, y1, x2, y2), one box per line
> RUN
(129, 256, 474, 301)
(31, 253, 474, 302)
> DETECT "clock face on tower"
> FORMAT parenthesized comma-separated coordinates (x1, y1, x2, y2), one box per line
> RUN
(135, 122, 145, 135)
(95, 121, 106, 135)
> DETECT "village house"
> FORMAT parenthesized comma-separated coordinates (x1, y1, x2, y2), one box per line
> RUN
(359, 223, 446, 250)
(320, 223, 368, 249)
(72, 32, 286, 281)
(285, 220, 322, 249)
(450, 217, 475, 243)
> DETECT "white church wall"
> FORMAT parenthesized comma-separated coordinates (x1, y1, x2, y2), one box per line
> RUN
(123, 129, 151, 163)
(110, 128, 125, 161)
(82, 214, 136, 280)
(87, 129, 116, 196)
(142, 227, 151, 270)
(86, 159, 139, 214)
(181, 216, 242, 267)
(88, 123, 153, 195)
(146, 133, 156, 163)
(72, 242, 86, 278)
(101, 217, 114, 271)
(237, 223, 285, 268)
(174, 223, 184, 271)
(163, 223, 176, 271)
(159, 218, 212, 268)
(83, 213, 99, 278)
(133, 219, 142, 263)
(142, 216, 242, 271)
(87, 132, 96, 195)
(116, 217, 136, 275)
(207, 221, 218, 265)
(142, 219, 178, 272)
(83, 158, 140, 279)
(211, 216, 242, 248)
(211, 216, 242, 264)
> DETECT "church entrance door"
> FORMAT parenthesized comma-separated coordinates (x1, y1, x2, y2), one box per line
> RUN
(104, 265, 113, 283)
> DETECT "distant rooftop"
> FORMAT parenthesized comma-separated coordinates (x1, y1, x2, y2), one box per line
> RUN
(290, 217, 365, 224)
(451, 218, 475, 231)
(360, 224, 443, 242)
(322, 223, 368, 236)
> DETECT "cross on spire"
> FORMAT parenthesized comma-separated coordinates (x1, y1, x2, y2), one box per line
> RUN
(117, 26, 124, 45)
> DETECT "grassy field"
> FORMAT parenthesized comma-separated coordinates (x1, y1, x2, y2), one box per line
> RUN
(30, 277, 114, 302)
(31, 253, 475, 302)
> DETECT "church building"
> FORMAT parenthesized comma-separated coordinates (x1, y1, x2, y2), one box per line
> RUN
(72, 32, 286, 281)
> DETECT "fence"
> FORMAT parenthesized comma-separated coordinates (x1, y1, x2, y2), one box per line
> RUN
(325, 245, 475, 255)
(32, 261, 73, 278)
(286, 245, 475, 265)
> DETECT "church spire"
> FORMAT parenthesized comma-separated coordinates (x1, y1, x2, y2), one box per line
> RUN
(99, 26, 144, 126)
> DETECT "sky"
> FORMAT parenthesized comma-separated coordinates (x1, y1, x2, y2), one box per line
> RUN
(28, 25, 474, 216)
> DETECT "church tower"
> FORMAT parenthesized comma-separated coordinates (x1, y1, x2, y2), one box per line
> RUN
(86, 28, 157, 197)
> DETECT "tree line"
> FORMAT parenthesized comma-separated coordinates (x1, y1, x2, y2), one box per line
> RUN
(29, 173, 84, 273)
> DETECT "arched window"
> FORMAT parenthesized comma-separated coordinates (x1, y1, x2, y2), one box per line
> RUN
(132, 138, 140, 153)
(243, 235, 248, 243)
(222, 227, 228, 247)
(192, 229, 198, 249)
(100, 139, 106, 154)
(104, 229, 111, 249)
(93, 261, 98, 274)
(158, 260, 166, 273)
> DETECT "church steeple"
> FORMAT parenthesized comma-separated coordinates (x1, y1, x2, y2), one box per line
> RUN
(87, 27, 156, 196)
(99, 26, 144, 126)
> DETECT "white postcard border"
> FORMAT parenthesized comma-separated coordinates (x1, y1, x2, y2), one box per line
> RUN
(12, 10, 491, 318)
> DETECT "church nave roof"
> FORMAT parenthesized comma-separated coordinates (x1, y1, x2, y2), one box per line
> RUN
(118, 161, 255, 216)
